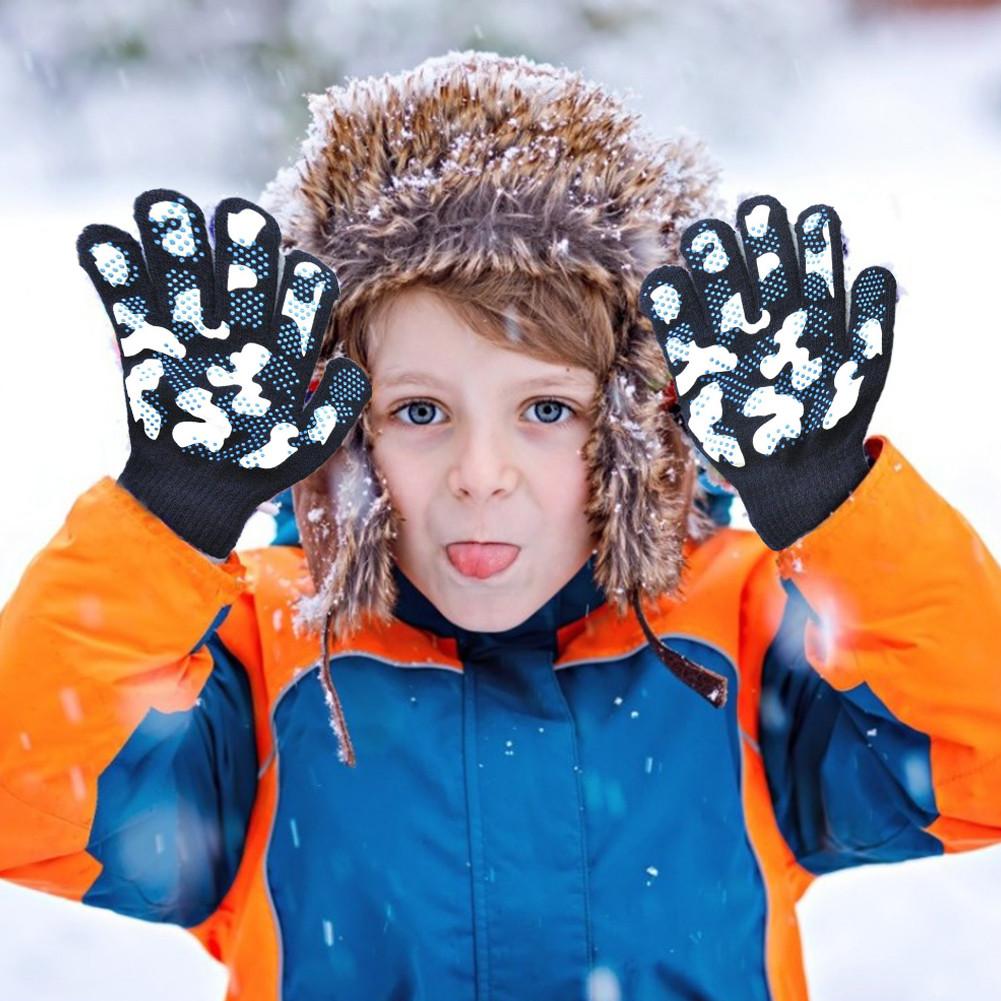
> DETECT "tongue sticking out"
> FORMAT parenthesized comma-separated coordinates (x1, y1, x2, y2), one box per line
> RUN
(446, 542, 520, 579)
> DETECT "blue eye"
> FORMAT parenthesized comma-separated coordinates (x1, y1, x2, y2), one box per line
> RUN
(390, 398, 576, 427)
(527, 399, 574, 424)
(394, 400, 443, 426)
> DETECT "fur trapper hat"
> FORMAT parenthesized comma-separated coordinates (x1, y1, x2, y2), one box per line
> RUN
(257, 51, 732, 758)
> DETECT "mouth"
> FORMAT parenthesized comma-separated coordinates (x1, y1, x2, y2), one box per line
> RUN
(445, 541, 521, 580)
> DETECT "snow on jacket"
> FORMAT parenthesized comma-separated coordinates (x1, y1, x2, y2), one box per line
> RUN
(1, 432, 999, 1001)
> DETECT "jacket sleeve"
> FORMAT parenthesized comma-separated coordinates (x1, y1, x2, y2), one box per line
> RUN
(0, 476, 261, 927)
(742, 433, 1001, 875)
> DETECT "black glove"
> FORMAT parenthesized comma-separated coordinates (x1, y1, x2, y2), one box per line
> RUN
(77, 188, 370, 558)
(639, 194, 897, 550)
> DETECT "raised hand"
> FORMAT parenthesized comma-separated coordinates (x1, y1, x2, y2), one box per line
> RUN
(639, 194, 896, 550)
(77, 189, 370, 558)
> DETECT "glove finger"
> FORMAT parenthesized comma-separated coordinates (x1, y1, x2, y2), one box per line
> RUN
(639, 264, 736, 399)
(133, 189, 224, 349)
(210, 197, 282, 349)
(269, 249, 340, 388)
(820, 264, 896, 433)
(679, 217, 767, 342)
(735, 194, 802, 325)
(794, 203, 849, 353)
(253, 357, 371, 482)
(76, 223, 183, 361)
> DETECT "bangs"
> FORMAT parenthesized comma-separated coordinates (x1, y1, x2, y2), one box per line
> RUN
(327, 268, 619, 403)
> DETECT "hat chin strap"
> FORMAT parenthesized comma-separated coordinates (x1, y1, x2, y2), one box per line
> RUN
(629, 590, 729, 708)
(320, 603, 358, 769)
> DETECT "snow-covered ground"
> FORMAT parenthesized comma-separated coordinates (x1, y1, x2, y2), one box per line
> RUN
(1, 3, 1000, 999)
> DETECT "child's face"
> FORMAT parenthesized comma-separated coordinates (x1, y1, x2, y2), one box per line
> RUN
(367, 287, 599, 633)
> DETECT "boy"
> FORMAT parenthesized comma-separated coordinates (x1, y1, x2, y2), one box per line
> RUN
(1, 49, 999, 1001)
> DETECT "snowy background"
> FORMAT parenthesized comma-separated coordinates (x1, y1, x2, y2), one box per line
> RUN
(2, 0, 1001, 998)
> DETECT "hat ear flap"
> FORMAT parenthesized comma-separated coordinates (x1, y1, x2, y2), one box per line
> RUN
(583, 353, 694, 619)
(290, 416, 400, 642)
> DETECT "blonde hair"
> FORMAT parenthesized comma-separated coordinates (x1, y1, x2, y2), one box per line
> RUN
(323, 268, 625, 422)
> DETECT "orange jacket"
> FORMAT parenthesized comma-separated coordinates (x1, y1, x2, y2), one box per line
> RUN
(1, 433, 998, 1001)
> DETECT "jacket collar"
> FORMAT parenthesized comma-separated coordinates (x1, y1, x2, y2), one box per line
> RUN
(389, 556, 609, 661)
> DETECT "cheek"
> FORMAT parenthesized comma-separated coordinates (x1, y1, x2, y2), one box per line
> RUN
(535, 442, 591, 517)
(370, 438, 429, 521)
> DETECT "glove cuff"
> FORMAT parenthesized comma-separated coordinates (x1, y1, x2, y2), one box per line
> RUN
(117, 452, 261, 559)
(742, 436, 873, 551)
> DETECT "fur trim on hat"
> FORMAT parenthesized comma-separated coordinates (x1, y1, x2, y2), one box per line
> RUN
(259, 49, 726, 649)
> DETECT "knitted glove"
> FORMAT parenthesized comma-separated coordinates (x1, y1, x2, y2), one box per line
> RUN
(639, 194, 897, 550)
(77, 188, 370, 558)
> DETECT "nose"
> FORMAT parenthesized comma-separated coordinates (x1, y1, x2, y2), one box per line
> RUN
(447, 421, 519, 501)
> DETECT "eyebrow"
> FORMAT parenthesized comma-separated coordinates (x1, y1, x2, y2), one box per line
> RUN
(378, 370, 592, 391)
